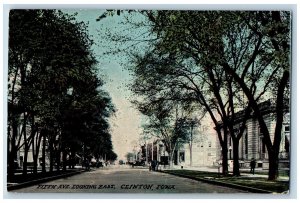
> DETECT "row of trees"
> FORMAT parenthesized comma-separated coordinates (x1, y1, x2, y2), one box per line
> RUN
(8, 10, 117, 178)
(100, 10, 290, 180)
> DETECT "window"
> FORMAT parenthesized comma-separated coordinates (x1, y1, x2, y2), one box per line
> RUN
(258, 127, 266, 154)
(179, 152, 185, 162)
(285, 126, 290, 132)
(208, 141, 212, 148)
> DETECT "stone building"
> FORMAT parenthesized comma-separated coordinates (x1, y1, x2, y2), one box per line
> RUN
(216, 100, 290, 169)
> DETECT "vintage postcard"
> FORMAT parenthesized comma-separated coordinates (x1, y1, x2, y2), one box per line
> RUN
(5, 7, 292, 195)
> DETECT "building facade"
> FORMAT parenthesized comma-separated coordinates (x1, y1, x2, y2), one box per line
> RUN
(174, 127, 218, 167)
(141, 119, 219, 168)
(138, 101, 290, 170)
(216, 100, 290, 169)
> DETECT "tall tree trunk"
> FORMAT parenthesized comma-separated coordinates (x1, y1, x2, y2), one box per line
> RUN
(220, 128, 228, 176)
(222, 62, 275, 179)
(56, 133, 62, 172)
(7, 130, 11, 178)
(33, 129, 42, 175)
(56, 150, 61, 172)
(23, 144, 28, 175)
(63, 148, 67, 171)
(169, 142, 177, 168)
(197, 92, 228, 175)
(49, 137, 54, 172)
(8, 117, 18, 178)
(61, 130, 67, 171)
(61, 135, 67, 171)
(22, 113, 28, 176)
(268, 150, 279, 180)
(268, 70, 289, 180)
(232, 137, 240, 176)
(42, 129, 46, 173)
(31, 118, 38, 175)
(32, 131, 36, 174)
(8, 65, 20, 178)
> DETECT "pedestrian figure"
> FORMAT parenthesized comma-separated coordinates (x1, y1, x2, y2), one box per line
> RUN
(87, 159, 90, 170)
(151, 160, 156, 171)
(250, 158, 256, 175)
(85, 159, 90, 171)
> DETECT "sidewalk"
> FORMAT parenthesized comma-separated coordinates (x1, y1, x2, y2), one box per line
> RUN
(165, 165, 289, 181)
(160, 165, 289, 193)
(7, 168, 87, 191)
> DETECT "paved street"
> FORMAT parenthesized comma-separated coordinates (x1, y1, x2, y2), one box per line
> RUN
(12, 165, 248, 193)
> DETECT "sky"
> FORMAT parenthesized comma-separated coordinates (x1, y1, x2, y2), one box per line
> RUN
(63, 9, 146, 160)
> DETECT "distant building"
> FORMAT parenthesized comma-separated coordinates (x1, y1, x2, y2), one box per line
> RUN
(174, 140, 218, 167)
(142, 139, 169, 164)
(141, 119, 218, 168)
(139, 100, 290, 169)
(215, 100, 290, 169)
(174, 120, 218, 167)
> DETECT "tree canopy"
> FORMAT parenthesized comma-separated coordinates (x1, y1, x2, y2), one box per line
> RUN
(99, 10, 290, 180)
(8, 9, 117, 177)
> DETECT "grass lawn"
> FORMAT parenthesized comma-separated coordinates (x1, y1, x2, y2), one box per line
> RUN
(165, 170, 289, 193)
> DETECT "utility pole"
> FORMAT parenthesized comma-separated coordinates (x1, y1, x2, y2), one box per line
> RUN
(151, 142, 154, 161)
(145, 142, 148, 163)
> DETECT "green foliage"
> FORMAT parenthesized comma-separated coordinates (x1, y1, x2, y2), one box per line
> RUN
(126, 152, 135, 162)
(143, 11, 290, 179)
(8, 9, 117, 173)
(104, 10, 290, 178)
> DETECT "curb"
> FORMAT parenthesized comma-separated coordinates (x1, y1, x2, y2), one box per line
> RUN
(7, 170, 85, 191)
(160, 170, 273, 193)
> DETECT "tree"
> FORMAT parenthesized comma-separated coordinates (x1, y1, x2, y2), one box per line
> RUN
(99, 10, 247, 175)
(98, 10, 290, 179)
(177, 118, 200, 167)
(126, 152, 135, 163)
(130, 48, 233, 174)
(220, 11, 291, 180)
(136, 97, 197, 167)
(8, 9, 116, 176)
(141, 11, 290, 179)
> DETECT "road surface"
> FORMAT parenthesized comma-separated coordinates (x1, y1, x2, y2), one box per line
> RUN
(11, 165, 248, 193)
